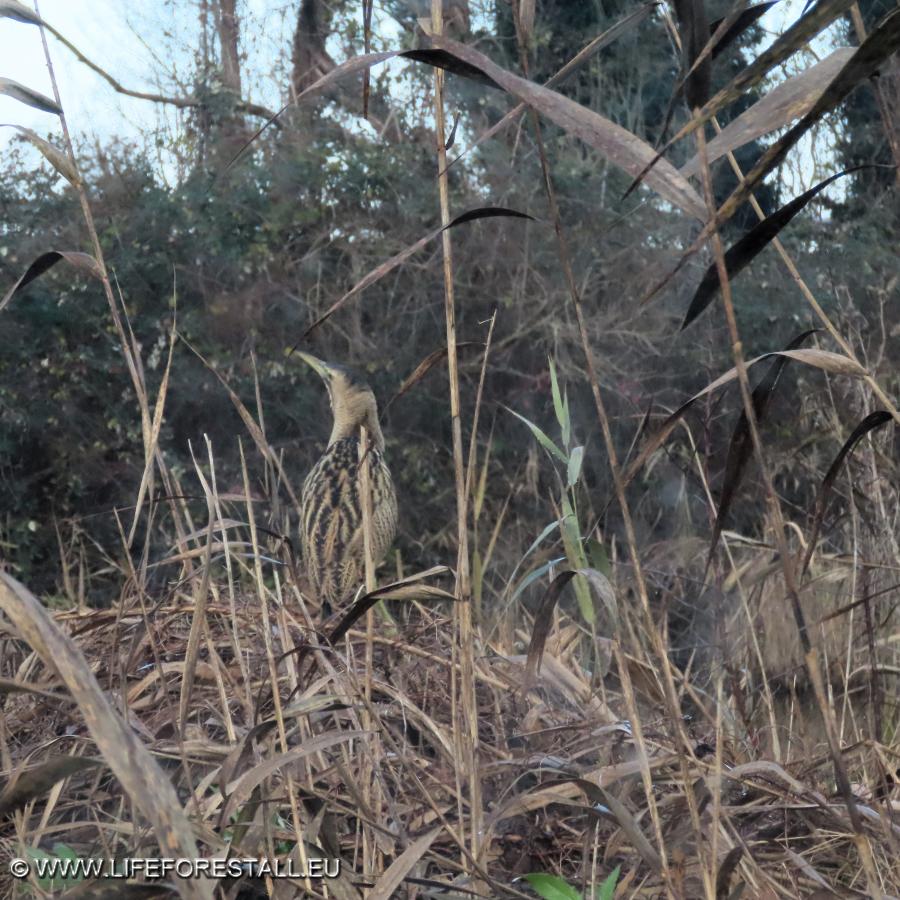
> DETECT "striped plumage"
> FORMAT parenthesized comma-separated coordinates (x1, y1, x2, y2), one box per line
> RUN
(298, 355, 398, 613)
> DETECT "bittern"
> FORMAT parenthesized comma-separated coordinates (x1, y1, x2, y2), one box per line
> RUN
(297, 354, 398, 614)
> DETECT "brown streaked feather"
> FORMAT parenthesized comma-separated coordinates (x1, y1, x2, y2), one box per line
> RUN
(300, 436, 398, 610)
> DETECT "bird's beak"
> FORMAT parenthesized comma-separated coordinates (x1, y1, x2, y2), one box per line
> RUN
(295, 352, 332, 382)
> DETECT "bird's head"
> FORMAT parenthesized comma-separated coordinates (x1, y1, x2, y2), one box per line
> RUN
(296, 353, 385, 451)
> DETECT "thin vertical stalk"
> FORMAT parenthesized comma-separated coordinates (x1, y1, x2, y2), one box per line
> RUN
(238, 440, 313, 894)
(358, 423, 380, 875)
(430, 0, 481, 866)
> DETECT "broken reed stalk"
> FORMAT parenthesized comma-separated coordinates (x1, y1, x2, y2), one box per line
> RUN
(693, 122, 881, 894)
(430, 0, 481, 868)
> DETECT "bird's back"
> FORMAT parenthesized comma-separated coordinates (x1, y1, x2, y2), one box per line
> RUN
(300, 437, 397, 611)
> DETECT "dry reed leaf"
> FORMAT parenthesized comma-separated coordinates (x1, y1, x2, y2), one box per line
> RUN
(596, 785, 663, 873)
(802, 410, 892, 575)
(1, 250, 102, 312)
(776, 348, 867, 376)
(220, 730, 367, 824)
(328, 572, 456, 643)
(708, 6, 900, 231)
(0, 76, 61, 114)
(412, 36, 706, 220)
(126, 660, 218, 706)
(368, 825, 442, 900)
(623, 347, 866, 489)
(682, 167, 871, 328)
(642, 0, 857, 173)
(0, 574, 213, 900)
(299, 207, 531, 339)
(0, 0, 42, 24)
(517, 0, 536, 44)
(708, 3, 777, 61)
(680, 48, 855, 178)
(0, 677, 62, 699)
(524, 571, 576, 688)
(385, 341, 479, 410)
(0, 123, 80, 184)
(0, 756, 103, 816)
(706, 330, 817, 569)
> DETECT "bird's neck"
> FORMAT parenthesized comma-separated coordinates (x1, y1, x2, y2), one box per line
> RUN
(329, 415, 385, 453)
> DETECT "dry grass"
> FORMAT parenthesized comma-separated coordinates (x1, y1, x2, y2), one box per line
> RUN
(1, 468, 899, 899)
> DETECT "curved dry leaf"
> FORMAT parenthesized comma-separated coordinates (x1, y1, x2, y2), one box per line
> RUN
(0, 0, 43, 25)
(369, 826, 442, 900)
(682, 167, 868, 328)
(385, 342, 479, 411)
(221, 730, 366, 823)
(710, 6, 900, 233)
(0, 756, 102, 816)
(595, 785, 664, 873)
(664, 0, 856, 155)
(623, 347, 866, 489)
(709, 3, 778, 60)
(627, 0, 856, 200)
(1, 250, 103, 312)
(777, 348, 867, 376)
(299, 207, 532, 339)
(0, 123, 80, 184)
(680, 48, 855, 178)
(524, 571, 576, 688)
(645, 9, 900, 299)
(0, 76, 62, 114)
(0, 574, 213, 900)
(707, 330, 817, 570)
(328, 580, 458, 644)
(412, 36, 706, 220)
(801, 411, 892, 575)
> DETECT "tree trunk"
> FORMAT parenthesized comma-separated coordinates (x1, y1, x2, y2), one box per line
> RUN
(217, 0, 242, 97)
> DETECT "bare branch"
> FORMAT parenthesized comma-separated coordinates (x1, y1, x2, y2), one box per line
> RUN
(42, 18, 276, 120)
